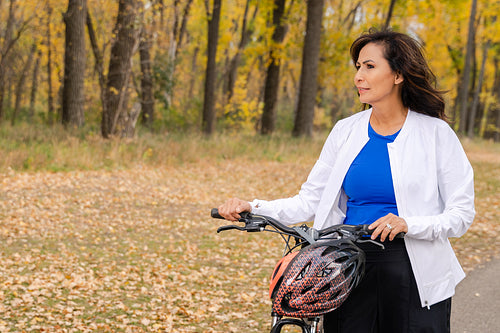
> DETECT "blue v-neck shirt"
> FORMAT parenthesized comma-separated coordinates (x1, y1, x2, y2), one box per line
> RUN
(342, 123, 401, 226)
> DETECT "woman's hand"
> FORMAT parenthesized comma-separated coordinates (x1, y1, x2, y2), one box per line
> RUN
(369, 213, 408, 242)
(218, 198, 252, 221)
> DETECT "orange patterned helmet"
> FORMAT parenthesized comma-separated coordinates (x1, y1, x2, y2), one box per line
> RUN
(269, 251, 300, 299)
(271, 239, 365, 318)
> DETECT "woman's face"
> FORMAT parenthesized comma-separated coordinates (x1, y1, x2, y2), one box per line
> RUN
(354, 42, 403, 107)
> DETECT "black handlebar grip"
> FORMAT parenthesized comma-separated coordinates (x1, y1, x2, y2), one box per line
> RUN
(211, 208, 225, 219)
(362, 224, 405, 238)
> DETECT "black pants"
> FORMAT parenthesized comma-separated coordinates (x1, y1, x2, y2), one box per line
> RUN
(323, 238, 451, 333)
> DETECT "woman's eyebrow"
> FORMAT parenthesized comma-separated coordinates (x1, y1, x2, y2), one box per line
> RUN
(356, 59, 375, 65)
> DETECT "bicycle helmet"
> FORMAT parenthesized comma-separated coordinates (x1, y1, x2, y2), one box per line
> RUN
(271, 238, 365, 317)
(269, 251, 300, 299)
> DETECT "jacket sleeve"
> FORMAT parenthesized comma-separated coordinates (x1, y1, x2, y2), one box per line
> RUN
(250, 125, 342, 225)
(404, 125, 475, 240)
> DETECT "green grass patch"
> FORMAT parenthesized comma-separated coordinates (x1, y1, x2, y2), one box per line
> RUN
(0, 122, 328, 172)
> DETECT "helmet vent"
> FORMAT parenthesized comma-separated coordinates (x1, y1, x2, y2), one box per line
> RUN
(317, 283, 331, 295)
(318, 261, 337, 277)
(333, 252, 350, 264)
(328, 289, 342, 301)
(322, 246, 340, 256)
(344, 263, 355, 278)
(302, 286, 314, 294)
(296, 263, 310, 281)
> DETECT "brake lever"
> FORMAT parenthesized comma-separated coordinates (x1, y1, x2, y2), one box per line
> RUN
(217, 225, 247, 233)
(353, 230, 405, 249)
(216, 220, 266, 233)
(356, 238, 385, 249)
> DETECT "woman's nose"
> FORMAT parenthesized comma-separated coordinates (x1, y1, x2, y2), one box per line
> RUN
(354, 70, 363, 83)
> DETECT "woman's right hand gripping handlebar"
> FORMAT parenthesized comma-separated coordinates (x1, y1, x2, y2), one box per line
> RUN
(218, 198, 252, 221)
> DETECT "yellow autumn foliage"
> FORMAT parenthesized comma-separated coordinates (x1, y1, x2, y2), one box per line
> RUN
(1, 0, 498, 137)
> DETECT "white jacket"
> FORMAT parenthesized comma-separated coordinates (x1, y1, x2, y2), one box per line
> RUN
(251, 109, 475, 308)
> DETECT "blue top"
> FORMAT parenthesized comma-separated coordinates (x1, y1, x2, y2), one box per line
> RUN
(342, 123, 400, 226)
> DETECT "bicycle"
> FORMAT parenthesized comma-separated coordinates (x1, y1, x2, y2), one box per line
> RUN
(211, 208, 394, 333)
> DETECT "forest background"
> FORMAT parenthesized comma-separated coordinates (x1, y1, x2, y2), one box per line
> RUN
(0, 0, 499, 332)
(1, 0, 500, 141)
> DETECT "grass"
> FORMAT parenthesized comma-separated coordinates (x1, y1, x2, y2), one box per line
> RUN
(0, 123, 498, 332)
(0, 123, 328, 172)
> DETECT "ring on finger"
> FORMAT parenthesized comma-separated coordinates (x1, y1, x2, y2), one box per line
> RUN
(386, 223, 393, 230)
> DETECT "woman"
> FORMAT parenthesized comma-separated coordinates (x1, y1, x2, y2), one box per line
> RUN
(218, 29, 474, 332)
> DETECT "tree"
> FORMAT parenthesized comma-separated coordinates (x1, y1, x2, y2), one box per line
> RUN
(223, 0, 257, 102)
(139, 20, 154, 127)
(458, 0, 477, 134)
(4, 0, 500, 137)
(101, 0, 141, 138)
(292, 0, 324, 137)
(155, 0, 194, 112)
(0, 0, 29, 121)
(11, 44, 36, 125)
(62, 0, 87, 128)
(383, 0, 397, 29)
(467, 40, 489, 138)
(29, 49, 41, 119)
(46, 2, 55, 125)
(260, 0, 287, 135)
(201, 0, 222, 135)
(86, 10, 106, 118)
(495, 63, 500, 142)
(139, 30, 154, 128)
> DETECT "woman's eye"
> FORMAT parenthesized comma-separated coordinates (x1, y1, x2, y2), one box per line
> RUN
(367, 64, 374, 69)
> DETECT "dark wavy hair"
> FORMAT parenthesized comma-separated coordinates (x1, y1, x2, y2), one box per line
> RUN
(350, 29, 445, 119)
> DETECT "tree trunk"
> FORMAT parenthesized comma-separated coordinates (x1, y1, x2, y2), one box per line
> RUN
(11, 44, 36, 125)
(446, 44, 463, 125)
(188, 46, 199, 101)
(0, 64, 6, 122)
(0, 0, 17, 122)
(224, 0, 256, 102)
(292, 0, 325, 137)
(496, 102, 500, 142)
(157, 0, 165, 28)
(139, 27, 155, 128)
(467, 41, 489, 138)
(86, 11, 107, 120)
(494, 55, 500, 142)
(458, 0, 477, 134)
(62, 0, 87, 128)
(174, 0, 194, 57)
(102, 0, 141, 138)
(383, 0, 397, 29)
(29, 50, 41, 120)
(157, 0, 193, 113)
(47, 4, 55, 125)
(122, 102, 141, 138)
(201, 0, 222, 135)
(260, 0, 287, 135)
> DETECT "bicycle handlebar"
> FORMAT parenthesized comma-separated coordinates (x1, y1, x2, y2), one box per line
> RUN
(211, 208, 298, 235)
(211, 208, 404, 243)
(210, 208, 225, 220)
